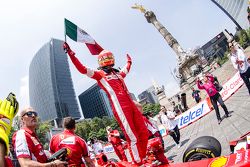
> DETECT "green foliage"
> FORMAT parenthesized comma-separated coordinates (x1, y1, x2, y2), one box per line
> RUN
(36, 121, 52, 149)
(75, 116, 121, 142)
(236, 28, 250, 49)
(216, 54, 229, 65)
(142, 103, 161, 117)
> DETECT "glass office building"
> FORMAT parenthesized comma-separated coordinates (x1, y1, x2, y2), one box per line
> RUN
(212, 0, 249, 29)
(138, 86, 159, 104)
(29, 38, 81, 126)
(78, 83, 113, 119)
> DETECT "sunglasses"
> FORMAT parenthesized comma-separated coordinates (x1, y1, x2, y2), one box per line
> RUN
(22, 111, 38, 117)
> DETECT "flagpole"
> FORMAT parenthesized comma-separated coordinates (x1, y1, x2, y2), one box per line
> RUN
(64, 18, 67, 42)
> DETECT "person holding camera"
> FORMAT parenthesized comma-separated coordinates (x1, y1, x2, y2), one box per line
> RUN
(196, 75, 231, 124)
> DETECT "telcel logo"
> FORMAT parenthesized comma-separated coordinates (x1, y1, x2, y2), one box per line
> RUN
(179, 104, 204, 126)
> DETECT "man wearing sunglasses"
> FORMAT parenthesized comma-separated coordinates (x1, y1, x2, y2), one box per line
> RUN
(12, 107, 67, 167)
(229, 43, 250, 95)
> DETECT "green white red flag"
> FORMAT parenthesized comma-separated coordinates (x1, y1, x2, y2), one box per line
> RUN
(64, 18, 103, 55)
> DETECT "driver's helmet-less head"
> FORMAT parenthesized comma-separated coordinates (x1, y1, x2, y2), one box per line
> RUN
(98, 50, 115, 68)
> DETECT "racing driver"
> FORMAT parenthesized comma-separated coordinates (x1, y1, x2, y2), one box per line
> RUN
(63, 42, 149, 165)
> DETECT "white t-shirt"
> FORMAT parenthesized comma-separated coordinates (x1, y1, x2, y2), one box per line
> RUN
(160, 111, 178, 130)
(230, 49, 250, 73)
(93, 142, 103, 154)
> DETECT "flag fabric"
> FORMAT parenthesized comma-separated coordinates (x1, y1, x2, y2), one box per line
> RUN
(64, 18, 103, 55)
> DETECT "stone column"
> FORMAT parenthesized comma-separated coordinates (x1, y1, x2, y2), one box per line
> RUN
(144, 11, 184, 65)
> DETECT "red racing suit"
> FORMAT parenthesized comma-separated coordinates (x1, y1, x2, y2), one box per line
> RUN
(67, 50, 149, 163)
(49, 129, 88, 167)
(108, 130, 128, 161)
(12, 128, 47, 163)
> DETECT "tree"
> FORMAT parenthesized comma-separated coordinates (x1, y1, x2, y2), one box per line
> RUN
(142, 103, 161, 117)
(75, 116, 122, 142)
(36, 121, 52, 149)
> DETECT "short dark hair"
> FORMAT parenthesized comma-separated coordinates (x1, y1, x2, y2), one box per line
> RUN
(63, 117, 75, 130)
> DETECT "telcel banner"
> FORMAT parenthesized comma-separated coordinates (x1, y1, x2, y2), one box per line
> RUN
(175, 100, 211, 129)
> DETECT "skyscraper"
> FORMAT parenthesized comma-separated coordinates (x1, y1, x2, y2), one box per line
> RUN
(138, 86, 159, 104)
(29, 38, 81, 126)
(78, 83, 113, 119)
(211, 0, 249, 29)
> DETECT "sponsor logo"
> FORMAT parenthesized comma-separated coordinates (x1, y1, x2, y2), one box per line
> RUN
(105, 74, 122, 81)
(209, 156, 228, 167)
(235, 152, 243, 164)
(16, 149, 29, 154)
(179, 104, 204, 126)
(60, 136, 75, 145)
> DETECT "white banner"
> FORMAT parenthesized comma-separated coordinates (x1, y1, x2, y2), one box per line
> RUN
(175, 100, 211, 129)
(219, 72, 244, 101)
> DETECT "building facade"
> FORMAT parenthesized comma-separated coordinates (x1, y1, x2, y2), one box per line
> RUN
(211, 0, 249, 29)
(200, 32, 228, 61)
(78, 83, 113, 119)
(29, 38, 81, 126)
(138, 86, 159, 104)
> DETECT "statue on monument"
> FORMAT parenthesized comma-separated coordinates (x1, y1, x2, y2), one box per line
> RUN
(132, 4, 204, 87)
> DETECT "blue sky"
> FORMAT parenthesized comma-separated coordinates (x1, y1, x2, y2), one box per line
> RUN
(0, 0, 237, 111)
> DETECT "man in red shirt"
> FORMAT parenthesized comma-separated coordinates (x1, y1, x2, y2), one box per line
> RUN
(106, 126, 128, 161)
(50, 117, 95, 167)
(12, 107, 67, 167)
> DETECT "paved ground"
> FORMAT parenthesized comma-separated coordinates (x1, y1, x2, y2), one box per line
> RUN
(164, 84, 250, 163)
(106, 81, 250, 163)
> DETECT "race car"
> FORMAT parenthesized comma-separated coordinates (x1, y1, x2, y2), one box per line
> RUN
(50, 132, 250, 167)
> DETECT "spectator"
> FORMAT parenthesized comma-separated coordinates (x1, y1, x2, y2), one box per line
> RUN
(159, 106, 181, 148)
(12, 107, 67, 167)
(92, 138, 104, 155)
(229, 43, 250, 95)
(87, 141, 95, 160)
(142, 111, 164, 148)
(191, 87, 201, 103)
(133, 101, 163, 146)
(106, 126, 128, 161)
(171, 101, 184, 115)
(197, 75, 231, 124)
(50, 117, 95, 167)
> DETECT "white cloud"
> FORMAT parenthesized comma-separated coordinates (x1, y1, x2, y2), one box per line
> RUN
(18, 75, 30, 115)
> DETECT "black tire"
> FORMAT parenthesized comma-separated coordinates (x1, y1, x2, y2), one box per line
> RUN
(183, 136, 221, 162)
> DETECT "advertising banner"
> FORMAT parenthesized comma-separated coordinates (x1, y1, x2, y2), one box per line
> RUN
(175, 100, 211, 129)
(103, 144, 114, 154)
(219, 72, 244, 101)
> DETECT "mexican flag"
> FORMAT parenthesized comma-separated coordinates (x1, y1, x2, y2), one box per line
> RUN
(64, 18, 103, 55)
